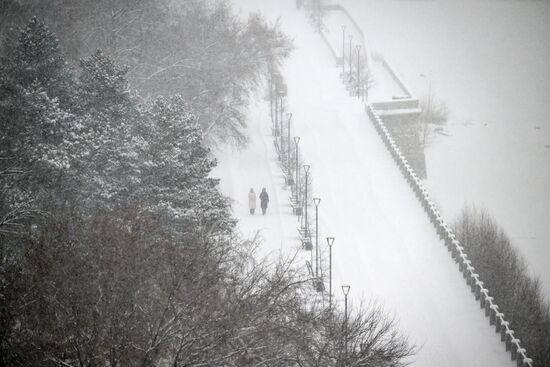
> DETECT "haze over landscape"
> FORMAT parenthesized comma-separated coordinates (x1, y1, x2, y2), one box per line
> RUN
(340, 0, 550, 296)
(1, 0, 549, 366)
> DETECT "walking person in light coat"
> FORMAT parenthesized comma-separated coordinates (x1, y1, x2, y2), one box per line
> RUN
(259, 187, 269, 215)
(248, 188, 256, 215)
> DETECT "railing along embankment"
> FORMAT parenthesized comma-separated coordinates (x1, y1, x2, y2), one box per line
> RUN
(366, 104, 534, 367)
(304, 4, 536, 364)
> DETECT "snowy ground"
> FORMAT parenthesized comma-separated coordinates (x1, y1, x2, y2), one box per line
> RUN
(322, 8, 364, 60)
(369, 59, 409, 102)
(341, 0, 550, 298)
(321, 9, 408, 102)
(321, 9, 414, 103)
(215, 1, 515, 366)
(213, 98, 303, 260)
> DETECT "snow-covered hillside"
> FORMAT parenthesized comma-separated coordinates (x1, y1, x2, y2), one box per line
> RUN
(215, 1, 515, 366)
(341, 0, 550, 297)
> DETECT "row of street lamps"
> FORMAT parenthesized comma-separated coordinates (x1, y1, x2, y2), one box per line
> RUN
(295, 155, 353, 367)
(271, 78, 351, 365)
(288, 151, 351, 346)
(341, 26, 362, 79)
(308, 192, 352, 366)
(341, 25, 366, 100)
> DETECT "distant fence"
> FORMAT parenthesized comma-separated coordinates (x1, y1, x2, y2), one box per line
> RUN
(366, 104, 534, 367)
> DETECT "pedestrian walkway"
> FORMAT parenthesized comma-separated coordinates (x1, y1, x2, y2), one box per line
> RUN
(219, 1, 515, 366)
(213, 97, 302, 259)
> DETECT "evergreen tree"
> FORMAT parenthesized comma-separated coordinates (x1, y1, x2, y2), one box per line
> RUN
(136, 95, 233, 234)
(77, 49, 132, 119)
(0, 16, 414, 367)
(0, 17, 74, 236)
(9, 17, 74, 108)
(0, 17, 73, 153)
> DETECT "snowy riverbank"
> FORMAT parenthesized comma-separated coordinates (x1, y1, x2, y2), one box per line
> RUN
(218, 1, 516, 365)
(340, 0, 550, 297)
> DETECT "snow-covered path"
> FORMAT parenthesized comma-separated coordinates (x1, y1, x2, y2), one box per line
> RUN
(213, 98, 301, 259)
(216, 1, 515, 366)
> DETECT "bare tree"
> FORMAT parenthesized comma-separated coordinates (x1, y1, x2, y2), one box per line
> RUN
(454, 207, 550, 367)
(418, 92, 448, 148)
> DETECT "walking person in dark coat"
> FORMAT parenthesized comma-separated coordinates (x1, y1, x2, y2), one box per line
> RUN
(259, 187, 269, 215)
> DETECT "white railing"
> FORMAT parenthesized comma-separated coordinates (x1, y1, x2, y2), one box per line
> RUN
(302, 5, 537, 364)
(366, 104, 534, 367)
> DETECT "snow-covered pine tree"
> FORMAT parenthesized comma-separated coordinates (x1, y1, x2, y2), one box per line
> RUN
(10, 17, 74, 109)
(61, 51, 232, 234)
(77, 49, 132, 119)
(135, 95, 234, 236)
(0, 17, 74, 233)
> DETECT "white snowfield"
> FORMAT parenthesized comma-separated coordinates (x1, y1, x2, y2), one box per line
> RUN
(339, 0, 550, 297)
(215, 1, 515, 366)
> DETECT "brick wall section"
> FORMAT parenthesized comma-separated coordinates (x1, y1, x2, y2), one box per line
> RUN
(383, 114, 427, 179)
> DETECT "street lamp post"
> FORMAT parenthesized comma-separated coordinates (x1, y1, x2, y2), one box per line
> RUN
(274, 83, 278, 135)
(303, 164, 310, 236)
(348, 35, 353, 82)
(294, 137, 300, 204)
(269, 70, 274, 127)
(342, 285, 351, 366)
(356, 45, 362, 97)
(341, 25, 346, 74)
(313, 198, 321, 278)
(287, 113, 293, 181)
(279, 92, 284, 157)
(327, 237, 335, 311)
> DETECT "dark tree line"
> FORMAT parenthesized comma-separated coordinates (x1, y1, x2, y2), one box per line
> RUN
(454, 208, 550, 367)
(0, 10, 414, 367)
(0, 0, 292, 145)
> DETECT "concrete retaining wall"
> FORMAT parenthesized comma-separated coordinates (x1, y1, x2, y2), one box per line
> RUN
(378, 57, 414, 97)
(371, 98, 420, 111)
(318, 26, 341, 64)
